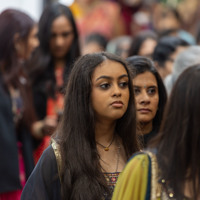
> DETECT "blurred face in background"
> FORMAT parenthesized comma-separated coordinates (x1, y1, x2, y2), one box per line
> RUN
(15, 24, 39, 60)
(49, 15, 74, 59)
(164, 45, 188, 76)
(26, 25, 39, 59)
(81, 41, 104, 55)
(153, 5, 181, 33)
(138, 38, 157, 58)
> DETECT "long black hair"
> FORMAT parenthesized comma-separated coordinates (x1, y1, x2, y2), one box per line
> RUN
(54, 52, 140, 200)
(155, 64, 200, 199)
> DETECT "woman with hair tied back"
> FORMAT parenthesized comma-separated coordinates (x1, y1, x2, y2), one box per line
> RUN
(112, 64, 200, 199)
(21, 52, 140, 200)
(127, 56, 167, 148)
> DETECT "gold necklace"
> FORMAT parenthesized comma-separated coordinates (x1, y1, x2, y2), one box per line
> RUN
(96, 136, 115, 151)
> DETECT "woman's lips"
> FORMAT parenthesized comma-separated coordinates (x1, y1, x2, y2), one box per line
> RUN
(137, 108, 151, 113)
(111, 101, 123, 108)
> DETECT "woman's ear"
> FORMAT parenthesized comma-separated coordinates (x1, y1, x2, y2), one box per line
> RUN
(13, 33, 25, 57)
(14, 33, 20, 51)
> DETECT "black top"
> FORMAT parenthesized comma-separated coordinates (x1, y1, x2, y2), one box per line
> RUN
(0, 83, 21, 192)
(0, 79, 35, 193)
(21, 146, 61, 200)
(21, 145, 118, 200)
(138, 128, 158, 148)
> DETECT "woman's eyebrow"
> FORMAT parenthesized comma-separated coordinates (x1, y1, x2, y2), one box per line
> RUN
(118, 74, 129, 79)
(133, 85, 157, 88)
(95, 75, 112, 82)
(95, 74, 128, 82)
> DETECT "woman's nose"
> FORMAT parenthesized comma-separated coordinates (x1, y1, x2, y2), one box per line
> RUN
(139, 91, 150, 105)
(112, 84, 121, 97)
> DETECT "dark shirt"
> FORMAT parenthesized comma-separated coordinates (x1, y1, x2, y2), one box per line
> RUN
(21, 145, 119, 200)
(138, 128, 158, 148)
(21, 146, 61, 200)
(0, 83, 21, 192)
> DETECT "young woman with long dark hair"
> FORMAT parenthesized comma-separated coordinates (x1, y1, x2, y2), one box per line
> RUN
(21, 52, 140, 200)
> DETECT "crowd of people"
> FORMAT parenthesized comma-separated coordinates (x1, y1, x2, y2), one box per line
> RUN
(1, 0, 200, 199)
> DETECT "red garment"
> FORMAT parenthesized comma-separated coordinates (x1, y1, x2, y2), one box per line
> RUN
(34, 67, 64, 164)
(34, 136, 51, 164)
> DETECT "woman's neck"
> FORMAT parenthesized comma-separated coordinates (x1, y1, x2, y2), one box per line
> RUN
(95, 120, 116, 144)
(138, 121, 153, 135)
(54, 58, 66, 68)
(95, 121, 127, 173)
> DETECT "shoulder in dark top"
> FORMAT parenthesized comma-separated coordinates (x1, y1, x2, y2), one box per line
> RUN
(21, 146, 61, 200)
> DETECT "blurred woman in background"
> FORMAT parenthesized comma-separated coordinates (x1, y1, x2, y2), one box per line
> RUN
(27, 3, 81, 162)
(0, 8, 39, 199)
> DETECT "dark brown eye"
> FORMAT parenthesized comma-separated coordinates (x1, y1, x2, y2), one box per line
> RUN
(147, 87, 156, 95)
(133, 87, 140, 95)
(119, 82, 128, 89)
(100, 83, 111, 90)
(62, 31, 73, 37)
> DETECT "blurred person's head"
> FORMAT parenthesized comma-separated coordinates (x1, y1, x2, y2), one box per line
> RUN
(164, 45, 200, 95)
(28, 3, 80, 87)
(38, 2, 80, 60)
(0, 8, 38, 69)
(152, 36, 189, 79)
(106, 36, 132, 59)
(81, 32, 108, 55)
(0, 9, 39, 130)
(128, 30, 158, 58)
(152, 4, 182, 35)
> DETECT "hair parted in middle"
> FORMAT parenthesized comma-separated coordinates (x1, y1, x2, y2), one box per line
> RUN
(126, 55, 167, 133)
(28, 2, 80, 92)
(54, 52, 140, 200)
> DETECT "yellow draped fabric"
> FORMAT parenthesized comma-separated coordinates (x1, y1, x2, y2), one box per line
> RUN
(112, 154, 151, 200)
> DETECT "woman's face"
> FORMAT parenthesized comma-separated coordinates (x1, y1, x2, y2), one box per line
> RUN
(133, 71, 159, 125)
(15, 25, 39, 60)
(49, 15, 74, 59)
(91, 59, 130, 122)
(139, 38, 157, 58)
